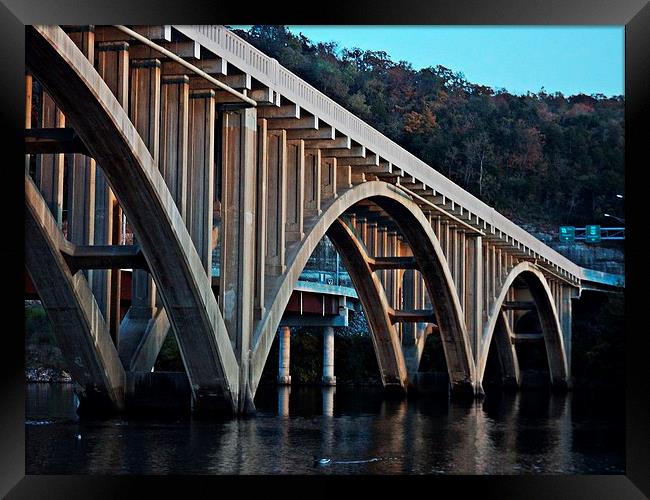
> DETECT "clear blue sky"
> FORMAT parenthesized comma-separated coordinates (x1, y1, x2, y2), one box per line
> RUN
(232, 26, 624, 97)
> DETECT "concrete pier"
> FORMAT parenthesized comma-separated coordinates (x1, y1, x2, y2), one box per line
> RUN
(277, 326, 292, 385)
(322, 326, 336, 386)
(322, 387, 335, 416)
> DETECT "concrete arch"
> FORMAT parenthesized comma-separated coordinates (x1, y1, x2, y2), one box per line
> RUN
(25, 174, 126, 412)
(478, 261, 568, 389)
(326, 218, 409, 391)
(26, 25, 240, 413)
(370, 195, 477, 395)
(249, 181, 476, 396)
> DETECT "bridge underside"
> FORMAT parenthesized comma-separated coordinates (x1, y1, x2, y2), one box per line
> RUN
(24, 24, 621, 415)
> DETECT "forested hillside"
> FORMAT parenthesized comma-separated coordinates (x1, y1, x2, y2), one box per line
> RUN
(232, 26, 624, 229)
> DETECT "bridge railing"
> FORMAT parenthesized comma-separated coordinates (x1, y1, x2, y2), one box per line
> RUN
(174, 25, 621, 288)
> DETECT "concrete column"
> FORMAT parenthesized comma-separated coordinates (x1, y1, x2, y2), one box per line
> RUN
(367, 221, 377, 257)
(129, 58, 161, 319)
(495, 311, 520, 389)
(265, 129, 287, 276)
(450, 227, 458, 287)
(159, 75, 189, 220)
(277, 326, 291, 385)
(349, 214, 357, 231)
(560, 285, 576, 379)
(497, 248, 504, 285)
(35, 90, 65, 227)
(391, 232, 400, 308)
(358, 217, 367, 245)
(377, 226, 387, 289)
(220, 107, 258, 413)
(67, 28, 96, 263)
(458, 231, 466, 312)
(465, 235, 483, 364)
(322, 326, 336, 386)
(95, 41, 129, 340)
(321, 156, 337, 201)
(187, 89, 216, 273)
(491, 244, 497, 301)
(385, 231, 395, 308)
(322, 386, 335, 416)
(285, 139, 305, 242)
(483, 242, 491, 321)
(401, 263, 421, 380)
(304, 148, 322, 217)
(442, 220, 450, 260)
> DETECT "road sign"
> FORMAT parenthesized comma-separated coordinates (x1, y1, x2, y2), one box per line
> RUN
(559, 226, 575, 242)
(585, 225, 601, 243)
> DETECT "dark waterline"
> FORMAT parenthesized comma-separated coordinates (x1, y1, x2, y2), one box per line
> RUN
(25, 383, 624, 474)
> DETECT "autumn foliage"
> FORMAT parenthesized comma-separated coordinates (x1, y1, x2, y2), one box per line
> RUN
(234, 26, 624, 228)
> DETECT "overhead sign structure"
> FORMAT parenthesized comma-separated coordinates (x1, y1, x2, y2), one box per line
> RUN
(585, 225, 601, 243)
(559, 225, 620, 243)
(559, 226, 575, 242)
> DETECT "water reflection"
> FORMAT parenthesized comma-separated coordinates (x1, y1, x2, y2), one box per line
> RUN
(278, 386, 291, 417)
(321, 387, 335, 417)
(26, 384, 624, 475)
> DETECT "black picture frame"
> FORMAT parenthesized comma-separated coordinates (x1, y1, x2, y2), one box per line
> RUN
(2, 0, 648, 497)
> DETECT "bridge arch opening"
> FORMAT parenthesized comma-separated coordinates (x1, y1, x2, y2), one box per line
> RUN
(479, 262, 568, 393)
(254, 235, 381, 390)
(250, 186, 476, 399)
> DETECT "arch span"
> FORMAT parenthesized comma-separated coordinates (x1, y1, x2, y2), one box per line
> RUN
(249, 182, 476, 396)
(25, 174, 126, 412)
(478, 261, 568, 389)
(26, 25, 239, 412)
(327, 218, 409, 390)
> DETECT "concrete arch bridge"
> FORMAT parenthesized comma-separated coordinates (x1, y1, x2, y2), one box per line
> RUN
(24, 25, 624, 415)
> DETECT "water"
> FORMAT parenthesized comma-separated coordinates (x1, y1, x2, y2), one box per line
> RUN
(25, 383, 624, 474)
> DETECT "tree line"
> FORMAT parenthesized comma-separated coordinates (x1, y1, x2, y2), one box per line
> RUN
(232, 26, 624, 230)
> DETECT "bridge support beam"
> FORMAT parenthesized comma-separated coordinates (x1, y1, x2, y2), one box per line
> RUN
(277, 326, 291, 385)
(322, 326, 336, 386)
(220, 107, 258, 413)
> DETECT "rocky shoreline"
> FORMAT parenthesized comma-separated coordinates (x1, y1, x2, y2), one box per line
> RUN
(26, 367, 72, 383)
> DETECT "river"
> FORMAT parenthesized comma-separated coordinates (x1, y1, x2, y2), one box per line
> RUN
(25, 383, 624, 474)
